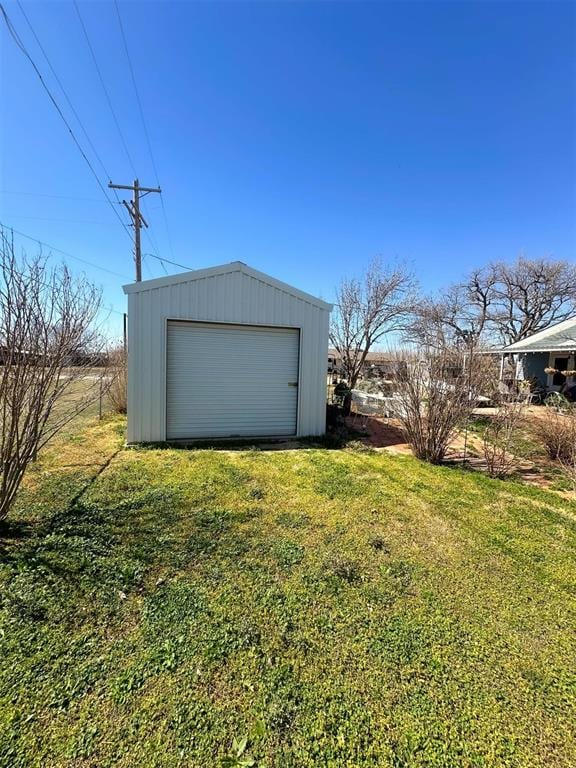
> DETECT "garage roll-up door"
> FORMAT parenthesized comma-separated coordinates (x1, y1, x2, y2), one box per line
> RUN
(166, 321, 300, 439)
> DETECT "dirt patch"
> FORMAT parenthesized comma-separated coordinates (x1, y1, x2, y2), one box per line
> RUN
(344, 414, 412, 454)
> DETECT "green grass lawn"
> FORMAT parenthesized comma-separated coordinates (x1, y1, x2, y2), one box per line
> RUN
(1, 416, 575, 767)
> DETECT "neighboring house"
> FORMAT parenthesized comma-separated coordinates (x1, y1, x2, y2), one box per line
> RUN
(0, 346, 40, 365)
(496, 317, 576, 392)
(327, 349, 342, 382)
(123, 262, 332, 443)
(327, 348, 397, 383)
(0, 347, 107, 367)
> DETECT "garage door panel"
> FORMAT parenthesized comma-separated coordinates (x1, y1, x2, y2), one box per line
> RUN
(166, 322, 299, 439)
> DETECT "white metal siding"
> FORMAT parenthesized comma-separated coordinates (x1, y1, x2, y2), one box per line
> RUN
(124, 264, 330, 443)
(166, 322, 299, 439)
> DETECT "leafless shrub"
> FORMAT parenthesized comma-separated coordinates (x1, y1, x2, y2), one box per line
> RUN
(482, 402, 525, 478)
(0, 230, 107, 521)
(558, 423, 576, 493)
(534, 405, 576, 460)
(391, 344, 495, 464)
(107, 345, 127, 414)
(533, 406, 576, 492)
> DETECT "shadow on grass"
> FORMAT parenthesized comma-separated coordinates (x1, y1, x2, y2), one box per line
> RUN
(0, 518, 35, 544)
(0, 448, 122, 557)
(67, 449, 122, 508)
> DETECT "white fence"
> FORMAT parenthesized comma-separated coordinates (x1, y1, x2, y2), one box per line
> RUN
(351, 389, 401, 418)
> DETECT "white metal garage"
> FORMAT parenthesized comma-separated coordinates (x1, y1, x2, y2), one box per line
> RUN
(166, 322, 300, 439)
(123, 262, 331, 443)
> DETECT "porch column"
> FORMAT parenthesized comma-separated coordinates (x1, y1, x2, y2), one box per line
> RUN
(499, 353, 505, 381)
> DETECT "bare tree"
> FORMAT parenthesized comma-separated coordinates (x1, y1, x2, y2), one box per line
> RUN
(410, 257, 576, 348)
(488, 258, 576, 345)
(0, 230, 107, 521)
(330, 259, 416, 388)
(407, 285, 487, 350)
(391, 344, 495, 464)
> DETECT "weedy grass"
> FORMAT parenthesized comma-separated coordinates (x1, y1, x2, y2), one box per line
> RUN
(0, 415, 575, 767)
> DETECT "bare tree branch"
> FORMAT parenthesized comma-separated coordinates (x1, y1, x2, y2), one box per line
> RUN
(390, 343, 496, 464)
(0, 228, 108, 521)
(330, 259, 417, 388)
(409, 257, 576, 349)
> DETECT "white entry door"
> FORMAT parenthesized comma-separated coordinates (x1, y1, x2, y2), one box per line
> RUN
(166, 321, 300, 439)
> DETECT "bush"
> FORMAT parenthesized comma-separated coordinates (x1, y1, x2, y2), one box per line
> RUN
(544, 391, 571, 412)
(534, 405, 576, 492)
(534, 406, 576, 461)
(482, 402, 525, 478)
(391, 346, 494, 464)
(108, 346, 127, 414)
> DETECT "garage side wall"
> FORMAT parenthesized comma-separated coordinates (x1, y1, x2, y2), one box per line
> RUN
(127, 270, 330, 442)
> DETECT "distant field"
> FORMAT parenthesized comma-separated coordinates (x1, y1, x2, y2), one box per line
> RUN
(0, 415, 575, 767)
(48, 370, 113, 436)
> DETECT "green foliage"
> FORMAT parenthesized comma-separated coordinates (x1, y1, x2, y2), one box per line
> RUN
(221, 736, 256, 767)
(345, 439, 376, 453)
(545, 391, 571, 411)
(1, 416, 576, 766)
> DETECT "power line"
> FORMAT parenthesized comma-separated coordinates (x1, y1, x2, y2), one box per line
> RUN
(16, 0, 111, 186)
(1, 190, 113, 203)
(5, 216, 114, 225)
(73, 0, 166, 271)
(0, 222, 131, 281)
(102, 305, 126, 318)
(72, 0, 137, 178)
(73, 0, 166, 269)
(113, 0, 158, 186)
(3, 223, 191, 311)
(113, 0, 178, 265)
(143, 226, 163, 265)
(140, 196, 164, 261)
(145, 252, 194, 273)
(142, 254, 153, 280)
(142, 253, 168, 280)
(158, 257, 169, 275)
(0, 227, 126, 319)
(11, 0, 162, 289)
(0, 2, 131, 241)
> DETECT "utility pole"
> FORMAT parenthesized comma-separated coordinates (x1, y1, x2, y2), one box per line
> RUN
(109, 179, 161, 281)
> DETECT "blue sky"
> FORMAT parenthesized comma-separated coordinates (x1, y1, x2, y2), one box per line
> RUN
(1, 0, 575, 338)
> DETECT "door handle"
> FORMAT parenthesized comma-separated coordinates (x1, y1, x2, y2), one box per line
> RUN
(288, 382, 298, 387)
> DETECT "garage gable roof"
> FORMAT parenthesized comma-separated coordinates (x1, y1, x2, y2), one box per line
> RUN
(498, 317, 576, 353)
(122, 261, 332, 311)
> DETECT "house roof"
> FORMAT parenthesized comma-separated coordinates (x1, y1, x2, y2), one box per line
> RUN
(328, 348, 394, 363)
(122, 261, 332, 311)
(498, 317, 576, 354)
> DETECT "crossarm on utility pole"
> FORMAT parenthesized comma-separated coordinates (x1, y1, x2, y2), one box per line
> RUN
(109, 182, 161, 194)
(109, 178, 161, 282)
